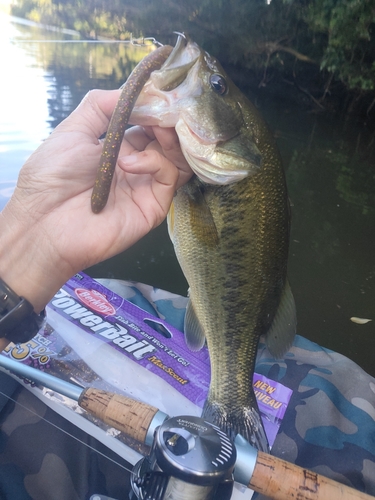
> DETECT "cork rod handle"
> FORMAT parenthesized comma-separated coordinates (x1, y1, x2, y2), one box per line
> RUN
(249, 451, 373, 500)
(79, 387, 160, 444)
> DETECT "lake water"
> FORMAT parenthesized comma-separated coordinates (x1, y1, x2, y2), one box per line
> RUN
(1, 14, 374, 376)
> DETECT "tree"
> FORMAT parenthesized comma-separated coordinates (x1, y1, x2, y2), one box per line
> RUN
(300, 0, 375, 91)
(11, 0, 375, 113)
(12, 0, 130, 39)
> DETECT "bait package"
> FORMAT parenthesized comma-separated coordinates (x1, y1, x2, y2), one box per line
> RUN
(0, 272, 292, 465)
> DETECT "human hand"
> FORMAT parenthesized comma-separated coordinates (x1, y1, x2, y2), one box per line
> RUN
(0, 89, 191, 312)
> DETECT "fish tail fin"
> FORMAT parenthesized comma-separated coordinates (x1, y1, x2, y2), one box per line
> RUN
(202, 400, 270, 453)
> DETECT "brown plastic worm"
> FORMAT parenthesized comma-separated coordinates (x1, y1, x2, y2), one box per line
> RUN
(91, 44, 173, 213)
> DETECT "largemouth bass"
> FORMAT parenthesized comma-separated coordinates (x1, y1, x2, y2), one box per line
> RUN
(121, 35, 297, 452)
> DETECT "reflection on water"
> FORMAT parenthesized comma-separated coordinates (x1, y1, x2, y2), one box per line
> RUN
(0, 15, 51, 204)
(1, 15, 374, 376)
(0, 13, 149, 206)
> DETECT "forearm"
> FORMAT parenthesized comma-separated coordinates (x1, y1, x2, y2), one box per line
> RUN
(0, 205, 68, 315)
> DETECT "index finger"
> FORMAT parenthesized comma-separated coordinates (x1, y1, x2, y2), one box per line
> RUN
(151, 126, 193, 188)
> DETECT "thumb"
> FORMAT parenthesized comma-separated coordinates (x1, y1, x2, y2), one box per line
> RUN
(57, 89, 122, 139)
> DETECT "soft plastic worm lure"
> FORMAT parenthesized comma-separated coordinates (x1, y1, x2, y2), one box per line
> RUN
(91, 44, 173, 213)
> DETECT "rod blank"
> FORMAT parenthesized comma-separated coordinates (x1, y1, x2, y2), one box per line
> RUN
(0, 355, 83, 400)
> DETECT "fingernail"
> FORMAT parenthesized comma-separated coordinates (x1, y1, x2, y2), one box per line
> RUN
(119, 154, 138, 165)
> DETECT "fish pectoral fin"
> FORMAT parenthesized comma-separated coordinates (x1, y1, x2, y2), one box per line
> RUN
(214, 134, 262, 176)
(184, 298, 206, 351)
(265, 280, 297, 359)
(167, 200, 175, 241)
(188, 182, 219, 247)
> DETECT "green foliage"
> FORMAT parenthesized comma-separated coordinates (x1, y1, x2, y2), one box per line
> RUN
(12, 0, 130, 39)
(303, 0, 375, 91)
(122, 0, 375, 95)
(10, 0, 375, 102)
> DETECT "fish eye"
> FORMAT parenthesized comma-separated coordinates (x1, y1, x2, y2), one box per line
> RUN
(210, 74, 227, 95)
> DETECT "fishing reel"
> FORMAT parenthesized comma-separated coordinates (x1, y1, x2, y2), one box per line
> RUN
(130, 415, 255, 500)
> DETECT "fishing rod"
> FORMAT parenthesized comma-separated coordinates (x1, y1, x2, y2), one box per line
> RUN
(0, 355, 372, 500)
(11, 36, 163, 46)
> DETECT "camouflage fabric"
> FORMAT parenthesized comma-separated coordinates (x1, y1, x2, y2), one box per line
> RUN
(0, 279, 374, 499)
(0, 372, 132, 499)
(255, 336, 375, 498)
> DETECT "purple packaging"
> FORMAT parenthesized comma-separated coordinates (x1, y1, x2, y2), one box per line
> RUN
(253, 373, 292, 445)
(48, 272, 211, 408)
(2, 272, 292, 447)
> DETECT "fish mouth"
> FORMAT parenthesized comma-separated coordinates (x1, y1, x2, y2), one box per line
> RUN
(151, 34, 200, 92)
(129, 34, 202, 127)
(130, 35, 219, 146)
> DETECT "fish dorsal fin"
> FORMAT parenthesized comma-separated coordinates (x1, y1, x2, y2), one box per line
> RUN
(265, 280, 297, 359)
(187, 181, 219, 247)
(184, 297, 206, 351)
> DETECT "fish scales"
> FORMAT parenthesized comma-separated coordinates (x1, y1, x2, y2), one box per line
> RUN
(171, 134, 289, 448)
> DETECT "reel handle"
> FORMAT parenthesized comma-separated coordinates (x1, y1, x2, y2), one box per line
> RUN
(249, 451, 373, 500)
(79, 387, 167, 446)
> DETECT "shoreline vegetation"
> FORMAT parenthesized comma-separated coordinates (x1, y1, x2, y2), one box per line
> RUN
(8, 0, 375, 122)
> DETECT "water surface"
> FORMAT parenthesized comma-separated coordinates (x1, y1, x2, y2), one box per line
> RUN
(1, 14, 374, 376)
